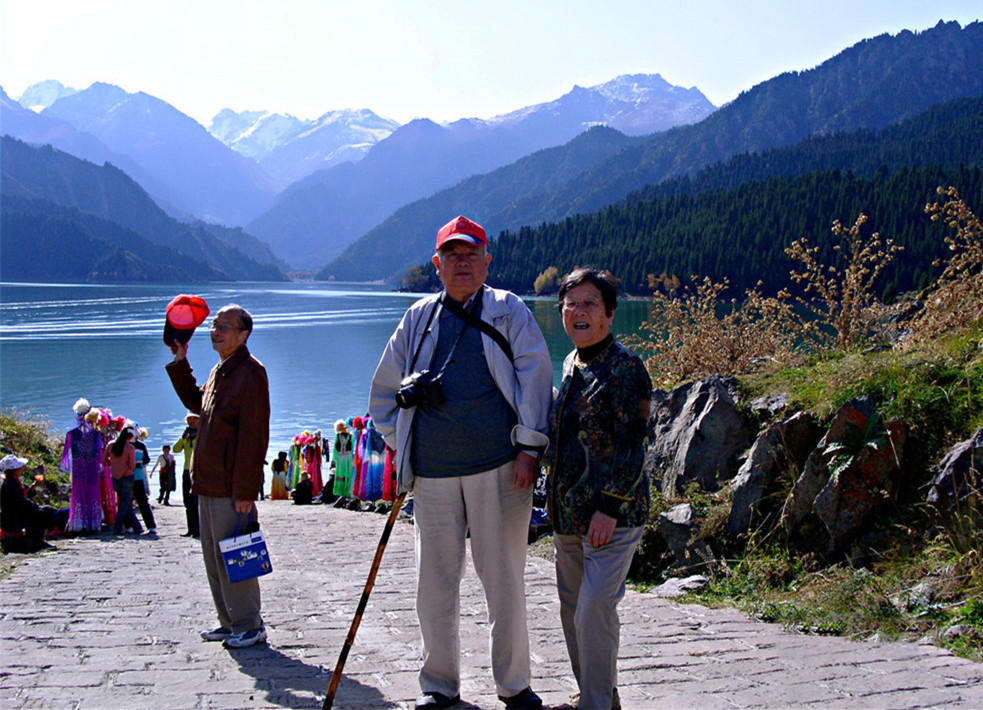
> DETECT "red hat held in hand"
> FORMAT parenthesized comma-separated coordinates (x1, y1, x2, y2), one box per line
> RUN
(164, 294, 210, 348)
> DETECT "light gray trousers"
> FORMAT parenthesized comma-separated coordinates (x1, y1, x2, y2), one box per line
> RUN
(554, 526, 643, 710)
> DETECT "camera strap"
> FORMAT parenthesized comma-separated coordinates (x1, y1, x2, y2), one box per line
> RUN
(432, 294, 475, 378)
(407, 299, 441, 374)
(405, 294, 472, 378)
(440, 288, 515, 364)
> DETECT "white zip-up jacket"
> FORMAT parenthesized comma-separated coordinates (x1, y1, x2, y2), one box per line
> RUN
(369, 284, 553, 493)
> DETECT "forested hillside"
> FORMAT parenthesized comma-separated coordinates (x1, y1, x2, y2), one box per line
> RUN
(1, 137, 286, 282)
(0, 197, 226, 282)
(490, 166, 983, 296)
(485, 97, 983, 296)
(331, 20, 983, 284)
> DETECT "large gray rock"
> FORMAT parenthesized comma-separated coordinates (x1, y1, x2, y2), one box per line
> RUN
(657, 503, 717, 574)
(646, 375, 748, 498)
(727, 411, 823, 535)
(928, 427, 983, 508)
(926, 427, 983, 540)
(782, 397, 905, 555)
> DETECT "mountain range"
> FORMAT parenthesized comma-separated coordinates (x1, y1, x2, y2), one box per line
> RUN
(243, 73, 715, 267)
(5, 72, 714, 270)
(209, 108, 400, 188)
(322, 19, 983, 282)
(1, 136, 286, 282)
(2, 20, 981, 288)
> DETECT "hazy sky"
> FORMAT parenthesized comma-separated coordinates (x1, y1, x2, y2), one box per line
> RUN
(2, 0, 980, 127)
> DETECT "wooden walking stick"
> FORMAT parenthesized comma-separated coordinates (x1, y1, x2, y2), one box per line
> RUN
(322, 491, 408, 710)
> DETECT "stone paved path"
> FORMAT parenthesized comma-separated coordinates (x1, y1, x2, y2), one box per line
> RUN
(1, 502, 981, 709)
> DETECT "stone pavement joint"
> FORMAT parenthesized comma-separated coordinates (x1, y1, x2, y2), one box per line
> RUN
(1, 503, 981, 709)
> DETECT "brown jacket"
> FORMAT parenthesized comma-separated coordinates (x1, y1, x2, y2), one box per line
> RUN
(166, 346, 270, 500)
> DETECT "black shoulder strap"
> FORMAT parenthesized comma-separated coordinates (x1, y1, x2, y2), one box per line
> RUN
(407, 298, 442, 374)
(442, 288, 514, 364)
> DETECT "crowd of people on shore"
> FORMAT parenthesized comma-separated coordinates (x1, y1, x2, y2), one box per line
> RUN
(271, 416, 398, 506)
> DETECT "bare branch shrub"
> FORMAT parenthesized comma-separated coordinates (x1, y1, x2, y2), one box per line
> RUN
(627, 277, 807, 389)
(784, 213, 903, 351)
(906, 187, 983, 342)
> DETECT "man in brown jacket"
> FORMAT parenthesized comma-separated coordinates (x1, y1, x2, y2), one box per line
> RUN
(166, 303, 271, 649)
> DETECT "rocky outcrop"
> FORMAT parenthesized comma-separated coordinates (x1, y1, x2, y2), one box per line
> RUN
(926, 427, 983, 543)
(727, 411, 823, 535)
(646, 375, 748, 498)
(781, 398, 905, 556)
(658, 503, 717, 574)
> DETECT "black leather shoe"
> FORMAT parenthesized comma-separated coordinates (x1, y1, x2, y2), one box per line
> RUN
(499, 687, 543, 710)
(415, 691, 460, 709)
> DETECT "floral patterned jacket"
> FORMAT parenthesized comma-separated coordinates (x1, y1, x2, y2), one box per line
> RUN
(546, 338, 652, 535)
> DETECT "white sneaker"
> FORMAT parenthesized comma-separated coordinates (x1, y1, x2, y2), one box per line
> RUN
(201, 626, 231, 642)
(223, 626, 267, 648)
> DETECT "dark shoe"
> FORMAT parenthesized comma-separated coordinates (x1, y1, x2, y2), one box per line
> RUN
(415, 691, 460, 709)
(499, 687, 542, 710)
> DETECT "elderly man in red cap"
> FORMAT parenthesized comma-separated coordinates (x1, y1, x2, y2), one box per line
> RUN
(370, 216, 552, 710)
(165, 303, 270, 649)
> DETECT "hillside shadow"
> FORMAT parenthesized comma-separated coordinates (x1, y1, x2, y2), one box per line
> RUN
(226, 643, 391, 708)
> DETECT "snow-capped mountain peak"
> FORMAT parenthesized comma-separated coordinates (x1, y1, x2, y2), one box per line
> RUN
(17, 79, 78, 112)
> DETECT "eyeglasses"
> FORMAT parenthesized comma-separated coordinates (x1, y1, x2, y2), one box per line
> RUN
(561, 298, 603, 312)
(439, 250, 485, 263)
(209, 320, 244, 332)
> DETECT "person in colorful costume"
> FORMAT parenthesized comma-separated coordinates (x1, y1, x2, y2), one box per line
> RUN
(369, 215, 551, 710)
(350, 417, 366, 499)
(331, 420, 354, 497)
(60, 398, 104, 534)
(308, 430, 324, 498)
(361, 418, 385, 501)
(270, 451, 289, 500)
(546, 268, 652, 710)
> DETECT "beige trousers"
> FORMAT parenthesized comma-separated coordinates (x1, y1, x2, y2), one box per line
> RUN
(554, 526, 643, 710)
(412, 461, 533, 698)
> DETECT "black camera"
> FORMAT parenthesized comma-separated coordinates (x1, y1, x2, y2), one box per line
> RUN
(395, 370, 445, 409)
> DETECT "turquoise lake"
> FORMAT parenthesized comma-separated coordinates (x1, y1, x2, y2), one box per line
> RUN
(0, 281, 654, 495)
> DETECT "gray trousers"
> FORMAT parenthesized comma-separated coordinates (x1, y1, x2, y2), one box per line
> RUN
(413, 461, 533, 698)
(198, 496, 263, 633)
(554, 526, 643, 710)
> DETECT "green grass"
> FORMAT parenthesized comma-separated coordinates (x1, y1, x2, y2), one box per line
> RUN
(1, 408, 69, 486)
(631, 328, 983, 661)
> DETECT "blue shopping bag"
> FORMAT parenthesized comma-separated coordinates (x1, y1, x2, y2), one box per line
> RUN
(219, 513, 273, 583)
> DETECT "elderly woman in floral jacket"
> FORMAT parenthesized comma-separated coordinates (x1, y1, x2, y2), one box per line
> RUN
(546, 267, 652, 710)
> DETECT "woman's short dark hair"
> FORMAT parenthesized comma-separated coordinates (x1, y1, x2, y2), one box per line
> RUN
(557, 267, 619, 316)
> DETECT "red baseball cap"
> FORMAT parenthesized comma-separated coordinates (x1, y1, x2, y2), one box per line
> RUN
(435, 215, 487, 251)
(163, 294, 210, 348)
